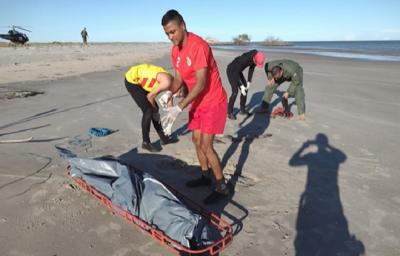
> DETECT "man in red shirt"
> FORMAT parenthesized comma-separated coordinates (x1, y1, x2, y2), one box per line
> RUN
(161, 9, 229, 204)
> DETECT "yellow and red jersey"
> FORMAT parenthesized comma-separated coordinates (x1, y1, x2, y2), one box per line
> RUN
(125, 64, 168, 92)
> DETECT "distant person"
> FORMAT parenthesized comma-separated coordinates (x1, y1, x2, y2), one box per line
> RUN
(227, 50, 265, 120)
(161, 9, 229, 204)
(259, 59, 306, 120)
(125, 64, 177, 152)
(81, 27, 88, 45)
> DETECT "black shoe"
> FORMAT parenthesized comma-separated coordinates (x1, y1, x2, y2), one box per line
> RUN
(160, 135, 179, 145)
(186, 176, 212, 188)
(203, 189, 229, 204)
(142, 142, 161, 152)
(228, 113, 236, 120)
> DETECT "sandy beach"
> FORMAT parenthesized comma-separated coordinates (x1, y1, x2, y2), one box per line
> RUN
(1, 43, 400, 256)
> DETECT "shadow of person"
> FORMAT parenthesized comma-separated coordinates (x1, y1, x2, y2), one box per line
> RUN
(204, 93, 272, 236)
(289, 133, 365, 256)
(224, 91, 272, 188)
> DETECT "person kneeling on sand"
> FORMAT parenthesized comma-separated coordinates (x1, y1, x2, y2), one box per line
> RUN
(227, 50, 265, 120)
(124, 63, 178, 152)
(259, 59, 306, 120)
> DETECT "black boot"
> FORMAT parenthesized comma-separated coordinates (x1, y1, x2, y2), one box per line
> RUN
(203, 178, 229, 204)
(142, 141, 161, 152)
(186, 169, 212, 187)
(227, 113, 236, 120)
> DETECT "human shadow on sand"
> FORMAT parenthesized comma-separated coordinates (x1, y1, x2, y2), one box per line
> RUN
(231, 90, 283, 116)
(202, 92, 272, 236)
(289, 133, 365, 256)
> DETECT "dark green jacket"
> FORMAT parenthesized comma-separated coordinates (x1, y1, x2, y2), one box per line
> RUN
(265, 59, 303, 95)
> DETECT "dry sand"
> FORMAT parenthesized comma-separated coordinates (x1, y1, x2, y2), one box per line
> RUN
(0, 43, 171, 84)
(1, 43, 400, 256)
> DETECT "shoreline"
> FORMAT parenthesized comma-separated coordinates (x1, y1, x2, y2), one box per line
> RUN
(213, 45, 400, 62)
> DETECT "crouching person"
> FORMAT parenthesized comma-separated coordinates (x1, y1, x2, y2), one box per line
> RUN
(125, 63, 177, 152)
(259, 59, 305, 120)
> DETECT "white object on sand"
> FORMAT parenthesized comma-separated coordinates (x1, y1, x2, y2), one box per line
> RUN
(0, 137, 34, 143)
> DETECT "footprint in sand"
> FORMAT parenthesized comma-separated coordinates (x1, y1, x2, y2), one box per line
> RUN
(29, 189, 47, 204)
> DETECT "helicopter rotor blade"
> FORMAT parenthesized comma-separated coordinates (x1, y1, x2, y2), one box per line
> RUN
(14, 26, 32, 32)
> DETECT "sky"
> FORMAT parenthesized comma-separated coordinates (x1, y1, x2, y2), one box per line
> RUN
(1, 0, 400, 42)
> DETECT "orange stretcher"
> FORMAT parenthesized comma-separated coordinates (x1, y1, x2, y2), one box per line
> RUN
(67, 166, 233, 255)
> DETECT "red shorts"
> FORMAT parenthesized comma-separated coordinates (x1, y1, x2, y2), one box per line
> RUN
(188, 101, 227, 134)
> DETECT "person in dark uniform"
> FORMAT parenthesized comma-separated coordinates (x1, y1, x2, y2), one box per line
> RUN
(226, 50, 265, 120)
(81, 27, 88, 46)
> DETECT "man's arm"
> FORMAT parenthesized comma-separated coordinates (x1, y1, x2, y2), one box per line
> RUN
(239, 72, 247, 86)
(177, 67, 207, 110)
(167, 70, 182, 93)
(247, 64, 255, 83)
(288, 141, 310, 167)
(146, 72, 171, 110)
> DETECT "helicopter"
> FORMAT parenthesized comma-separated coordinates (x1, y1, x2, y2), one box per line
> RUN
(0, 25, 31, 45)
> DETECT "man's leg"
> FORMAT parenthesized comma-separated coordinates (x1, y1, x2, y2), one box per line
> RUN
(259, 84, 279, 112)
(294, 86, 306, 120)
(186, 130, 212, 187)
(200, 133, 229, 204)
(125, 81, 160, 152)
(200, 133, 224, 180)
(227, 68, 240, 120)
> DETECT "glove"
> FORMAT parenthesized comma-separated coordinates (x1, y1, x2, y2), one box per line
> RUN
(246, 81, 251, 89)
(163, 121, 174, 136)
(240, 85, 247, 96)
(158, 91, 172, 110)
(161, 105, 182, 135)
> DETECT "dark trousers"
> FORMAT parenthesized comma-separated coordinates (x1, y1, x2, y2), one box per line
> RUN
(227, 65, 247, 114)
(125, 80, 164, 143)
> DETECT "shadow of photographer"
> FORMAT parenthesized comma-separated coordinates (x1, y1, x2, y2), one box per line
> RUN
(289, 133, 365, 256)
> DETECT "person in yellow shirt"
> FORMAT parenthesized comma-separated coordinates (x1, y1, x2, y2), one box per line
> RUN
(125, 64, 177, 152)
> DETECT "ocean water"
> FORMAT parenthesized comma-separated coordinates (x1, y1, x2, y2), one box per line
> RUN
(213, 41, 400, 62)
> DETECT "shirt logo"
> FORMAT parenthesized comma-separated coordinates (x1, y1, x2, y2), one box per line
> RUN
(176, 56, 181, 68)
(186, 57, 192, 67)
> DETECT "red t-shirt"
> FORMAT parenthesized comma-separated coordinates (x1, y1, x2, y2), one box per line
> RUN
(172, 32, 226, 109)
